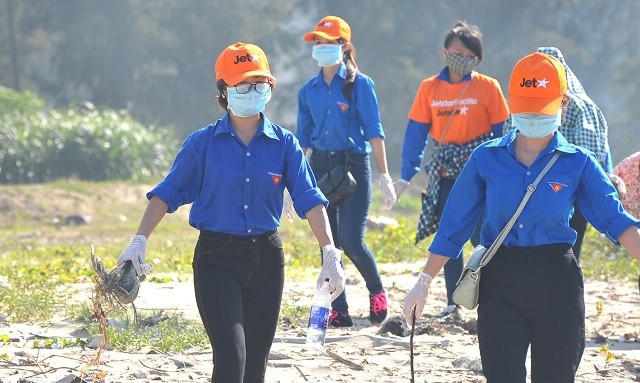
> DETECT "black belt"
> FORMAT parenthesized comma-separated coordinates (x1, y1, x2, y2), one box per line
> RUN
(313, 150, 349, 157)
(199, 230, 278, 243)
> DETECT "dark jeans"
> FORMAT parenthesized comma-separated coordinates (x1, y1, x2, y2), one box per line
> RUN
(570, 202, 587, 259)
(477, 244, 585, 383)
(310, 150, 384, 313)
(192, 230, 285, 383)
(436, 177, 480, 306)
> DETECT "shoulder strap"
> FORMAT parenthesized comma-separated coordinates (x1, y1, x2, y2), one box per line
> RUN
(439, 78, 472, 143)
(479, 150, 562, 267)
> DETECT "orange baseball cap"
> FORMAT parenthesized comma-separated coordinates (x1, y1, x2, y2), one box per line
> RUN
(303, 16, 351, 42)
(215, 42, 275, 86)
(508, 52, 567, 115)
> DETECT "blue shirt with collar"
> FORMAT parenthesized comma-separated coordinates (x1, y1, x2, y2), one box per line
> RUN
(400, 68, 506, 181)
(147, 113, 328, 236)
(296, 64, 385, 154)
(430, 129, 640, 258)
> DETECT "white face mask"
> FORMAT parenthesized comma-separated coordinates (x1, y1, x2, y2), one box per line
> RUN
(312, 44, 342, 67)
(512, 111, 561, 138)
(226, 87, 272, 117)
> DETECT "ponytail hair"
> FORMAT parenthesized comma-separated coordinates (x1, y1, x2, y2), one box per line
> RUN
(216, 80, 228, 110)
(338, 38, 359, 100)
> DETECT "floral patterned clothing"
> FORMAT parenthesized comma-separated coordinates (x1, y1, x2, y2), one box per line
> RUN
(613, 151, 640, 218)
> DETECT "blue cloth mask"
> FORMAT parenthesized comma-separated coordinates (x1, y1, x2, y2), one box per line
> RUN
(312, 44, 342, 67)
(226, 87, 272, 117)
(512, 112, 561, 138)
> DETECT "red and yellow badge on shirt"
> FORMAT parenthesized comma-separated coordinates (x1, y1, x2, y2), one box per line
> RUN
(337, 101, 349, 112)
(548, 181, 567, 193)
(269, 172, 282, 186)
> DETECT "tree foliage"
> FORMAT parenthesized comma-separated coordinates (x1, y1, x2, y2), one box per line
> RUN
(1, 0, 638, 174)
(0, 86, 175, 184)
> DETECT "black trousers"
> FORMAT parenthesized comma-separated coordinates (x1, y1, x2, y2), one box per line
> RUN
(477, 244, 585, 383)
(192, 230, 285, 383)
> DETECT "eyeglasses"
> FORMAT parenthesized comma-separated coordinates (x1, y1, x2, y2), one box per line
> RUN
(230, 82, 271, 94)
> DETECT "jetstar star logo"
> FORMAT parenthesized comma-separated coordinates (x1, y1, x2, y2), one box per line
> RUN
(233, 53, 260, 65)
(320, 21, 333, 27)
(269, 172, 282, 186)
(548, 181, 567, 193)
(337, 101, 349, 112)
(519, 77, 550, 88)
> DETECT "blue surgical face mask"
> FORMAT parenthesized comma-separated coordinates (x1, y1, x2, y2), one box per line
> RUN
(512, 111, 561, 138)
(312, 44, 342, 67)
(226, 87, 272, 117)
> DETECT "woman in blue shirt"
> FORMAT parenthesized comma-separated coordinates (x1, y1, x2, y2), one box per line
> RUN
(296, 16, 397, 327)
(403, 52, 640, 382)
(116, 42, 345, 383)
(506, 46, 621, 260)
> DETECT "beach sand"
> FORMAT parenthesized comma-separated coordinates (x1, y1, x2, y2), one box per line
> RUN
(1, 263, 639, 382)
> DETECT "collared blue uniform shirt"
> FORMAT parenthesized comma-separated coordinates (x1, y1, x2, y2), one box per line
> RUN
(147, 113, 327, 236)
(296, 64, 385, 154)
(430, 129, 640, 258)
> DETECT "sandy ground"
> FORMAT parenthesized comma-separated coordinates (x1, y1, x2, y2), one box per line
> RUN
(1, 263, 639, 383)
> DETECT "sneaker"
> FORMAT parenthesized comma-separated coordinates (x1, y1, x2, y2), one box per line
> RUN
(329, 310, 353, 328)
(434, 304, 463, 321)
(369, 290, 389, 326)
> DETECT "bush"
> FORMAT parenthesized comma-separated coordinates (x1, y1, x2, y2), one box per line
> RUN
(0, 85, 44, 115)
(0, 86, 177, 183)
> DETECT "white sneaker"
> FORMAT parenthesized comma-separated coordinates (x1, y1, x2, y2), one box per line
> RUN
(434, 304, 463, 321)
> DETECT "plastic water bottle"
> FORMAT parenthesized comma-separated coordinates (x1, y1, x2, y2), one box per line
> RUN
(305, 278, 331, 348)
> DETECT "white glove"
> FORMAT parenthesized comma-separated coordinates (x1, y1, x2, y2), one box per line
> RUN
(379, 173, 397, 210)
(283, 189, 296, 222)
(403, 272, 433, 327)
(393, 179, 410, 200)
(117, 235, 152, 277)
(608, 173, 627, 199)
(318, 245, 345, 301)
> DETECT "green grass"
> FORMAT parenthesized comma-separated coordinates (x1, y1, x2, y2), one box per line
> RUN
(82, 308, 210, 353)
(0, 180, 638, 352)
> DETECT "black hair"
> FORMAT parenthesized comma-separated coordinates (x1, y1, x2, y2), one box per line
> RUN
(338, 38, 359, 100)
(444, 20, 484, 62)
(216, 80, 228, 110)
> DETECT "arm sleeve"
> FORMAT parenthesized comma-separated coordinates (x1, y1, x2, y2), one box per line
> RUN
(295, 87, 313, 148)
(603, 150, 614, 173)
(487, 79, 510, 125)
(400, 119, 431, 181)
(355, 75, 385, 140)
(576, 152, 640, 244)
(147, 135, 204, 213)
